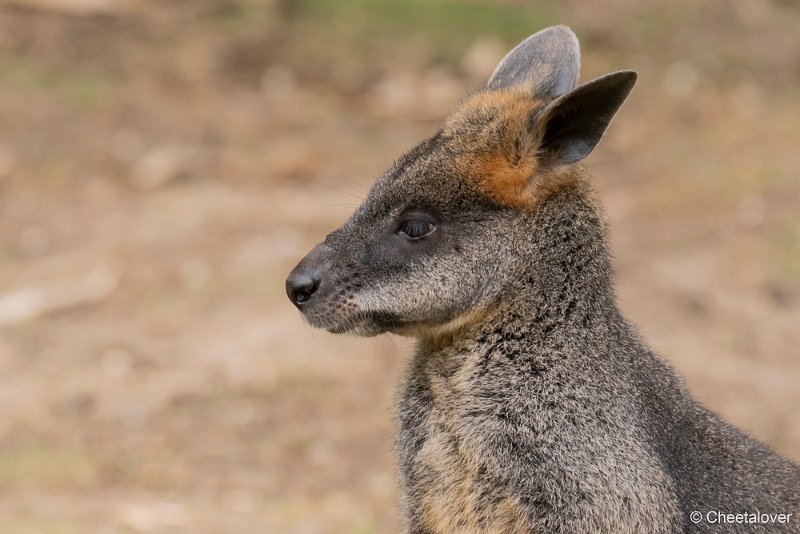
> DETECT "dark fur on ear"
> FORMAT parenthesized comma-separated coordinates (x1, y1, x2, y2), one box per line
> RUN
(535, 70, 637, 166)
(488, 25, 580, 101)
(487, 27, 635, 168)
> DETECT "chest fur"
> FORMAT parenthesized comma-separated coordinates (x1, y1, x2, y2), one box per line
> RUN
(413, 424, 530, 533)
(400, 355, 533, 534)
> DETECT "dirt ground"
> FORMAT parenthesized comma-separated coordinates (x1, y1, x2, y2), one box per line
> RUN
(0, 1, 798, 532)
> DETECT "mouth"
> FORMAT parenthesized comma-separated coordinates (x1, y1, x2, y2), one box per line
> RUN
(328, 322, 386, 337)
(300, 306, 387, 337)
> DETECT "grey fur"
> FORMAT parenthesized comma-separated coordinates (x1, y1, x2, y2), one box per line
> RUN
(287, 26, 800, 534)
(488, 25, 580, 100)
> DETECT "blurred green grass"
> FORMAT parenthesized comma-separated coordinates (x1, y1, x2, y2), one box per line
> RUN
(0, 58, 113, 107)
(286, 0, 554, 52)
(0, 440, 98, 489)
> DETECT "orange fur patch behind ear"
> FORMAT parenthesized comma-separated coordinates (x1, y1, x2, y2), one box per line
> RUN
(443, 90, 543, 208)
(443, 90, 540, 152)
(443, 89, 585, 209)
(471, 150, 538, 208)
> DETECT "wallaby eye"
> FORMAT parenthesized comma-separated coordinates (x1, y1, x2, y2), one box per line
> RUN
(398, 219, 435, 240)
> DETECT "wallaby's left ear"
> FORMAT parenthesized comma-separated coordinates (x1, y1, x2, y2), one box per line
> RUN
(537, 70, 637, 166)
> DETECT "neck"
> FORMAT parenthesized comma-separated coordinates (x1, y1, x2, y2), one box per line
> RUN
(511, 181, 617, 327)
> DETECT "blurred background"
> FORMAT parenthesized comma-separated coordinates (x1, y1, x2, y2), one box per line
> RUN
(0, 0, 798, 532)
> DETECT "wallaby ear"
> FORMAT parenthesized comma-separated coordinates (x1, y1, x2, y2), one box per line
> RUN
(536, 70, 637, 166)
(488, 25, 580, 101)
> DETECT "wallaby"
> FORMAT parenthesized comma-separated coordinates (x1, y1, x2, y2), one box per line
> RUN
(286, 26, 800, 533)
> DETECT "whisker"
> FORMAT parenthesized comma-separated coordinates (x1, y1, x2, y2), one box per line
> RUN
(316, 182, 365, 201)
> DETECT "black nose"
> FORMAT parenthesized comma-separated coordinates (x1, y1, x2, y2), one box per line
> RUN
(286, 269, 321, 308)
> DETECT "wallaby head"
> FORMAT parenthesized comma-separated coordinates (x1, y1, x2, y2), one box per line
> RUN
(287, 26, 636, 339)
